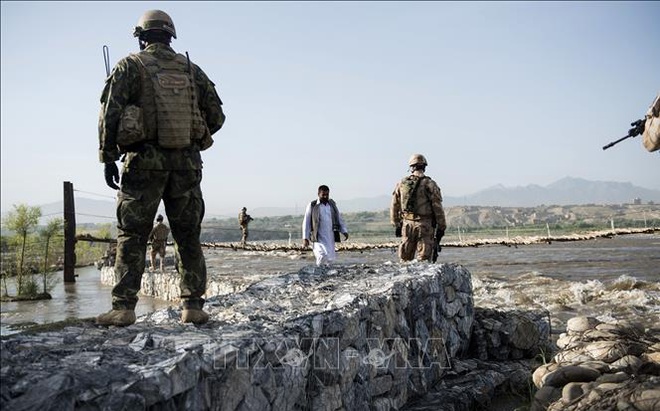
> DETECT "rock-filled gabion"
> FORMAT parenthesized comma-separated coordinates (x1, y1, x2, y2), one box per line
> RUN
(531, 316, 660, 411)
(2, 263, 481, 410)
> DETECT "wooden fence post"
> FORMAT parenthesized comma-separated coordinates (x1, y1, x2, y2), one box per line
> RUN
(63, 181, 76, 283)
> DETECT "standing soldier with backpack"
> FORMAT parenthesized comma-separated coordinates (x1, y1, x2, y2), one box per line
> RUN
(97, 10, 226, 326)
(391, 154, 447, 262)
(148, 214, 170, 271)
(238, 207, 254, 246)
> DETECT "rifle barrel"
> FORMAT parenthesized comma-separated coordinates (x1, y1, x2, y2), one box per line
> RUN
(602, 134, 632, 150)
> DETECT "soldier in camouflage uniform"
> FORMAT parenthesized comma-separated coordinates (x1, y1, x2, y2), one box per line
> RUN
(97, 10, 225, 326)
(390, 154, 447, 262)
(238, 207, 253, 246)
(148, 214, 170, 271)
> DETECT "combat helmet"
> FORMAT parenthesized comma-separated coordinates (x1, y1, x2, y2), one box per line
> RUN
(156, 214, 164, 222)
(408, 154, 428, 167)
(133, 10, 177, 39)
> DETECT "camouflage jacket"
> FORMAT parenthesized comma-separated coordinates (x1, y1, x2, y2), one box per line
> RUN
(98, 43, 226, 169)
(238, 211, 252, 226)
(390, 171, 447, 230)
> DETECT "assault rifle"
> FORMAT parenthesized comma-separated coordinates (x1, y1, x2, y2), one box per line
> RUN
(432, 227, 444, 263)
(602, 119, 645, 150)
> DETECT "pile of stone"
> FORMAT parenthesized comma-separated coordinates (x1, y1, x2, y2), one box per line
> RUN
(531, 316, 660, 411)
(403, 307, 552, 411)
(2, 263, 480, 410)
(4, 261, 557, 410)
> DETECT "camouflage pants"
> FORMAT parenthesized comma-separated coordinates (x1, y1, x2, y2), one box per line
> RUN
(398, 219, 434, 262)
(112, 167, 206, 310)
(240, 225, 248, 243)
(150, 240, 166, 257)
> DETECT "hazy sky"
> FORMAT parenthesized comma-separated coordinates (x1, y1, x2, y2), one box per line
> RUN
(2, 1, 659, 218)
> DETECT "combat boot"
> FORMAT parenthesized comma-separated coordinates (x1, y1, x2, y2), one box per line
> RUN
(181, 308, 209, 325)
(96, 309, 136, 326)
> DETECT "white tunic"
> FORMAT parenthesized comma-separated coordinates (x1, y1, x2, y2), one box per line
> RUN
(302, 201, 348, 266)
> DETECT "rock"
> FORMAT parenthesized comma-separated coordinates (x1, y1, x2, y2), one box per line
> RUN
(510, 315, 540, 350)
(562, 382, 586, 404)
(566, 316, 600, 334)
(629, 388, 660, 411)
(532, 386, 561, 411)
(582, 340, 628, 363)
(610, 355, 643, 373)
(596, 371, 630, 384)
(533, 363, 558, 388)
(541, 365, 601, 388)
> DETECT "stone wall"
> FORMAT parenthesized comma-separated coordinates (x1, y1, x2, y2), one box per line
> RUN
(2, 263, 486, 410)
(100, 266, 258, 300)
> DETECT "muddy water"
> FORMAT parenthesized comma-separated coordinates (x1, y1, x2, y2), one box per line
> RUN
(0, 266, 172, 335)
(2, 233, 658, 336)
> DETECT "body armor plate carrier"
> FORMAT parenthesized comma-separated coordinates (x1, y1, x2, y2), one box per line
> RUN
(129, 51, 210, 149)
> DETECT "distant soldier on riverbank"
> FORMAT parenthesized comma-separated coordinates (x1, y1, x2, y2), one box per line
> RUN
(391, 154, 447, 262)
(149, 214, 170, 271)
(238, 207, 253, 245)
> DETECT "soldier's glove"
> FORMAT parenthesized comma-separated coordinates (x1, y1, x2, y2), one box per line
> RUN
(104, 162, 120, 190)
(395, 225, 402, 238)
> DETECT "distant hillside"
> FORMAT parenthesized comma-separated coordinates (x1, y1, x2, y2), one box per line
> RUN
(5, 177, 658, 224)
(268, 177, 659, 213)
(37, 197, 165, 225)
(456, 177, 660, 207)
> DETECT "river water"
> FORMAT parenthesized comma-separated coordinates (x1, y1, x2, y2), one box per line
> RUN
(1, 233, 658, 336)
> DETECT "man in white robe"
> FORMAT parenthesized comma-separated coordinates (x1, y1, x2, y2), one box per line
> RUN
(302, 185, 349, 266)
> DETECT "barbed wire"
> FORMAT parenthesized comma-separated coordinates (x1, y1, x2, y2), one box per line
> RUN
(73, 189, 116, 200)
(75, 213, 116, 220)
(41, 212, 63, 217)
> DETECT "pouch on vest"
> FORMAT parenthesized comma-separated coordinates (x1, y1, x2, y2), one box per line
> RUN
(192, 110, 213, 150)
(117, 105, 146, 148)
(400, 177, 420, 212)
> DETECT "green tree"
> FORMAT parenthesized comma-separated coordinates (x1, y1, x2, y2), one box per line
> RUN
(3, 204, 41, 295)
(40, 218, 63, 294)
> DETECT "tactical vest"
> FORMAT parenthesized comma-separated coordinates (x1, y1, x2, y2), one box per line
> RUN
(399, 175, 429, 213)
(129, 51, 210, 149)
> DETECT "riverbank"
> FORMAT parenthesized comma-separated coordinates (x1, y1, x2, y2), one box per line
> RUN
(201, 227, 659, 252)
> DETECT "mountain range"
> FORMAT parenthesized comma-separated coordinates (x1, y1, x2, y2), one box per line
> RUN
(12, 177, 660, 223)
(247, 177, 660, 217)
